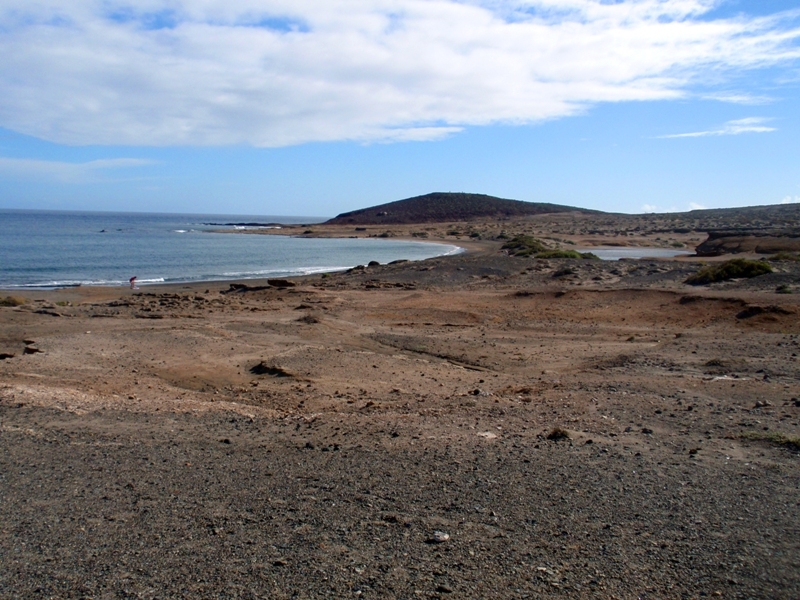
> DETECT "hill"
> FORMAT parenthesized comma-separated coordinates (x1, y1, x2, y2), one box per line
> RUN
(324, 192, 595, 225)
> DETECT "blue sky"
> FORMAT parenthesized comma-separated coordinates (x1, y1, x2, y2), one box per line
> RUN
(1, 0, 799, 217)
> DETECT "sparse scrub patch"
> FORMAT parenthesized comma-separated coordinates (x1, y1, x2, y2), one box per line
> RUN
(685, 259, 772, 285)
(546, 427, 570, 441)
(0, 296, 27, 307)
(738, 431, 800, 452)
(552, 267, 577, 278)
(502, 235, 547, 257)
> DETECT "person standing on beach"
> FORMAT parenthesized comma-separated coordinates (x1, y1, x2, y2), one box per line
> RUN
(129, 276, 138, 290)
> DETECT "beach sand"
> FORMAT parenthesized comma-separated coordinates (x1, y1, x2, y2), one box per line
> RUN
(1, 224, 799, 598)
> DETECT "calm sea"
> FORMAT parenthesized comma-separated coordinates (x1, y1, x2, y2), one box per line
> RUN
(0, 210, 461, 289)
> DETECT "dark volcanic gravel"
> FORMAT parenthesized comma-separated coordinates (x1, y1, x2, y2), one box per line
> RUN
(1, 405, 798, 599)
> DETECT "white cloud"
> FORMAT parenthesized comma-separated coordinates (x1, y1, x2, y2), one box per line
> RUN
(0, 0, 799, 147)
(658, 117, 777, 138)
(782, 195, 800, 204)
(640, 201, 709, 213)
(703, 93, 774, 105)
(0, 157, 155, 182)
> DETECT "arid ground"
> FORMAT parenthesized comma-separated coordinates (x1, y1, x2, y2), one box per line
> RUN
(1, 215, 799, 599)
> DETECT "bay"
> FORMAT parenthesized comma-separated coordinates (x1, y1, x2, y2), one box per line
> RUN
(0, 210, 461, 289)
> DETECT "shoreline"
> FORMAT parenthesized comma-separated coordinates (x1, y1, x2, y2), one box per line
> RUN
(0, 233, 467, 295)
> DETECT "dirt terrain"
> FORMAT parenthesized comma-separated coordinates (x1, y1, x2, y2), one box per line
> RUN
(1, 220, 799, 599)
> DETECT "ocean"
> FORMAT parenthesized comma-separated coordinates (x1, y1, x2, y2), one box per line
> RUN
(0, 210, 461, 290)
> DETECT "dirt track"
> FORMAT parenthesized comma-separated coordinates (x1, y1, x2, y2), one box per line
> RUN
(1, 243, 799, 599)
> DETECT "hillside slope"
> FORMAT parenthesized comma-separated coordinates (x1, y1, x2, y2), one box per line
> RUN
(324, 192, 595, 225)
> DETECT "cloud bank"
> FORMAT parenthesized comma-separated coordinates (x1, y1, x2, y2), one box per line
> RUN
(1, 0, 799, 147)
(0, 157, 155, 182)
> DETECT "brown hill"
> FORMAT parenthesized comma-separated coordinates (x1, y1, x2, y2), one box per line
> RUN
(324, 192, 595, 225)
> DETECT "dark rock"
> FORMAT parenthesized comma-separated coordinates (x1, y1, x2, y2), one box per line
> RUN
(736, 305, 794, 319)
(250, 362, 293, 377)
(268, 278, 296, 288)
(224, 283, 270, 293)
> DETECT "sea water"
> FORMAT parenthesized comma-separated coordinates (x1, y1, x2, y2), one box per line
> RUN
(0, 210, 461, 289)
(581, 247, 692, 260)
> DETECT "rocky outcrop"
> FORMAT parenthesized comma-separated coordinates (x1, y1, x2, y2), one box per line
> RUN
(695, 229, 800, 256)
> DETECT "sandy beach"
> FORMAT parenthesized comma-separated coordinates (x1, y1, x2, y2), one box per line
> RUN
(1, 220, 799, 599)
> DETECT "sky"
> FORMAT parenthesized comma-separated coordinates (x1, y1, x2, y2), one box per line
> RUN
(1, 0, 799, 217)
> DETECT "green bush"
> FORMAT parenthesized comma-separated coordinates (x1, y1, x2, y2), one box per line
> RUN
(502, 235, 547, 257)
(685, 259, 772, 285)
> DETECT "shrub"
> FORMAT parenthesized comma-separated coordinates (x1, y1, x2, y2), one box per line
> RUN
(546, 427, 570, 441)
(552, 267, 576, 278)
(685, 259, 772, 285)
(502, 235, 547, 257)
(0, 296, 27, 307)
(739, 431, 800, 452)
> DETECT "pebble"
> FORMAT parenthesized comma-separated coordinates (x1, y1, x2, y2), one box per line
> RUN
(428, 531, 450, 544)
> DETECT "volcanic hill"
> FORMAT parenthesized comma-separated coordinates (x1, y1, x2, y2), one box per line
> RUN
(324, 192, 595, 225)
